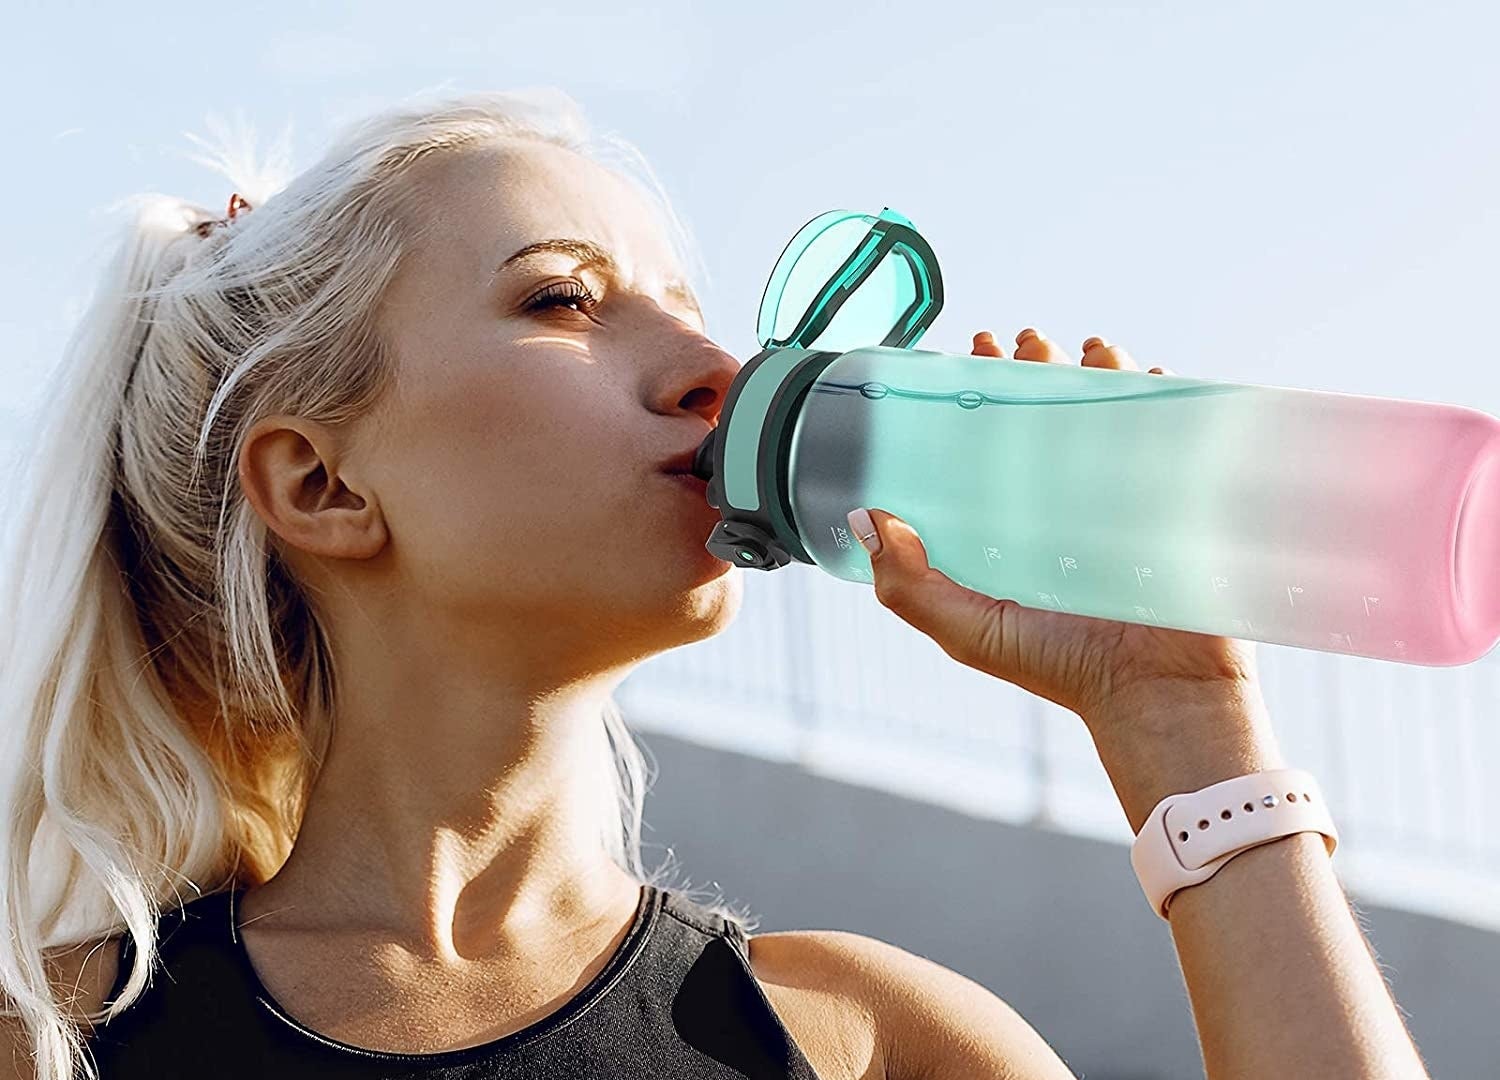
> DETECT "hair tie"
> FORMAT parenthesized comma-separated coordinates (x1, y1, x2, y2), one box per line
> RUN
(192, 192, 253, 238)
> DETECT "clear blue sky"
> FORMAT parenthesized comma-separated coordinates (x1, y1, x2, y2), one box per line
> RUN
(4, 0, 1500, 932)
(4, 0, 1498, 462)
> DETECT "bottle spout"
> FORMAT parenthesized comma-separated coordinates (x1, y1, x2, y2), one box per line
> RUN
(690, 428, 717, 482)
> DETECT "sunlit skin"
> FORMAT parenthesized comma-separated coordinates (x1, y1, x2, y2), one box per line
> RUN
(223, 138, 1166, 1055)
(24, 135, 1421, 1079)
(227, 141, 749, 1047)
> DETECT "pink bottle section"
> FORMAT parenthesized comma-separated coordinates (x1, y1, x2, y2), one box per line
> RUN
(1287, 396, 1500, 665)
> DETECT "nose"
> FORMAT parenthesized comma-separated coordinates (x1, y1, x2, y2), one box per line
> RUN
(665, 340, 740, 487)
(662, 340, 742, 429)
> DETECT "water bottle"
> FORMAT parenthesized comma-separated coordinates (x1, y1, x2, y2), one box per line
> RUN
(690, 208, 1500, 666)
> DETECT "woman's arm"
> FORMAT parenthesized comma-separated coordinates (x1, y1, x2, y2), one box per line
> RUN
(1087, 678, 1431, 1079)
(851, 330, 1434, 1079)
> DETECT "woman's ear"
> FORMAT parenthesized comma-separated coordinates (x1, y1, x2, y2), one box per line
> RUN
(237, 414, 388, 561)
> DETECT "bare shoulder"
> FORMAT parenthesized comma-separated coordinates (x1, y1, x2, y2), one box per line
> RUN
(747, 928, 1077, 1080)
(2, 933, 124, 1080)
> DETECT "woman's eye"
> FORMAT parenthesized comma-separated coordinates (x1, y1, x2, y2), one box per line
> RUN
(526, 281, 599, 315)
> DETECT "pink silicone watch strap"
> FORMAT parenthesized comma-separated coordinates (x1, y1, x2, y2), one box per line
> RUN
(1130, 767, 1338, 920)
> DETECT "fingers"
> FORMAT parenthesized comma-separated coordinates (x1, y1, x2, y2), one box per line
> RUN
(974, 328, 1174, 376)
(971, 330, 1005, 357)
(1080, 336, 1139, 371)
(1013, 327, 1069, 363)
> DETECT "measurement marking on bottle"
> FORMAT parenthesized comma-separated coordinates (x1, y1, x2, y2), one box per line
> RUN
(1393, 639, 1407, 655)
(1362, 595, 1380, 617)
(1133, 604, 1161, 623)
(849, 567, 871, 581)
(1231, 617, 1255, 634)
(1135, 566, 1153, 587)
(1211, 575, 1230, 593)
(1328, 631, 1353, 648)
(983, 546, 1003, 566)
(1037, 591, 1069, 611)
(1058, 555, 1078, 577)
(1286, 584, 1304, 606)
(830, 524, 852, 551)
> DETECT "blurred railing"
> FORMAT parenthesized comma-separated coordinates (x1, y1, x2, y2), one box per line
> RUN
(618, 564, 1500, 934)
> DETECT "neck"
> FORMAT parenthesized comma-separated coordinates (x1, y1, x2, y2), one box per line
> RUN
(243, 610, 643, 961)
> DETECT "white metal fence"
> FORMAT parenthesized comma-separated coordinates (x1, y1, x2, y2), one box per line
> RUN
(618, 563, 1500, 934)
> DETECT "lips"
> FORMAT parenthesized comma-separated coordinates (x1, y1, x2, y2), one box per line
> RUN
(658, 448, 701, 476)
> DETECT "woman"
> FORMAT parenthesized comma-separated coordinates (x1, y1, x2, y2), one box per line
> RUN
(0, 89, 1427, 1079)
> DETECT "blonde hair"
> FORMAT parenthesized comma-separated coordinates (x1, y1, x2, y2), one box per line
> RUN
(0, 88, 746, 1080)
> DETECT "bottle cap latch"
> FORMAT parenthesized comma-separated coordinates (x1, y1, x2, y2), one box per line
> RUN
(756, 206, 944, 353)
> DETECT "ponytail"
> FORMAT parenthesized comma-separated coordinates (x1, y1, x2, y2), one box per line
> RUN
(0, 91, 735, 1080)
(0, 191, 252, 1080)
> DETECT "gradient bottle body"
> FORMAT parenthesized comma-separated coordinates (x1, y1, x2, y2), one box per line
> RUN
(782, 346, 1500, 666)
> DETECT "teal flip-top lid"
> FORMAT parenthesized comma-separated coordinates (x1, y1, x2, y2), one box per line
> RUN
(755, 207, 944, 352)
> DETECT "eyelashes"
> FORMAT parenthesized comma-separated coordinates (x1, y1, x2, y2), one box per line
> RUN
(525, 280, 599, 316)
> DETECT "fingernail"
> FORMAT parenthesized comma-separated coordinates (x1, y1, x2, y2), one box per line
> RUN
(846, 508, 881, 555)
(1017, 327, 1041, 344)
(1082, 336, 1105, 351)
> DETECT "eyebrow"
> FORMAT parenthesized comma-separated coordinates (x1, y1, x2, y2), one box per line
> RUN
(498, 237, 704, 322)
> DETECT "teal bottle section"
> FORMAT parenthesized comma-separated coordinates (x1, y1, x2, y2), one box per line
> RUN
(781, 346, 1500, 666)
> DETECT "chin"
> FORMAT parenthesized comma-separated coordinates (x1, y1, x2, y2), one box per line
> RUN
(685, 554, 741, 602)
(614, 569, 742, 664)
(669, 559, 743, 627)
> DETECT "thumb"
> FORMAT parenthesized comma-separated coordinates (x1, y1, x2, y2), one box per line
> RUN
(846, 506, 922, 574)
(845, 507, 1005, 665)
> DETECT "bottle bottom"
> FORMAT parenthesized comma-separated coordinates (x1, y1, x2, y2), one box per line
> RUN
(1451, 443, 1500, 664)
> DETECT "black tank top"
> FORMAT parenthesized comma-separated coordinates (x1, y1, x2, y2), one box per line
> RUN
(86, 883, 825, 1079)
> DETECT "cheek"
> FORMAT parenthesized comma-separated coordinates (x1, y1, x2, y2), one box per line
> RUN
(378, 365, 639, 596)
(404, 353, 610, 480)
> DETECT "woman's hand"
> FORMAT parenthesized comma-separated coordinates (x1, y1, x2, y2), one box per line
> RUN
(845, 333, 1435, 1080)
(845, 328, 1261, 731)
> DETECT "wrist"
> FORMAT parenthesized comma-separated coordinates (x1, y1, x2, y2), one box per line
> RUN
(1087, 678, 1287, 834)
